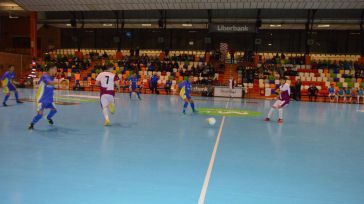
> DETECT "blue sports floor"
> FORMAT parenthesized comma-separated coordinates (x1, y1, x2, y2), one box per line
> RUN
(1, 89, 364, 204)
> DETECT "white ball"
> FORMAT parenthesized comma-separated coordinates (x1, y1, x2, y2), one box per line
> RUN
(207, 117, 216, 126)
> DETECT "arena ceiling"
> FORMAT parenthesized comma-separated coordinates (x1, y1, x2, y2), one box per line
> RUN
(39, 9, 363, 30)
(14, 0, 364, 11)
(4, 0, 363, 30)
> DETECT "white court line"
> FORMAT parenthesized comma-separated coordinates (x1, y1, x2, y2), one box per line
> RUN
(198, 102, 229, 204)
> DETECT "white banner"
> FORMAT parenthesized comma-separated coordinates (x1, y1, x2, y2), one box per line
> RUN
(214, 86, 243, 98)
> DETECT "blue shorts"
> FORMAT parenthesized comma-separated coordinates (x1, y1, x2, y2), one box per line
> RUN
(37, 102, 56, 111)
(8, 84, 16, 91)
(185, 94, 192, 100)
(131, 85, 138, 91)
(3, 84, 16, 94)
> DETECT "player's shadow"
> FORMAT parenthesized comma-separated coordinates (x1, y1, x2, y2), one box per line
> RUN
(109, 122, 136, 128)
(32, 126, 82, 137)
(0, 105, 14, 108)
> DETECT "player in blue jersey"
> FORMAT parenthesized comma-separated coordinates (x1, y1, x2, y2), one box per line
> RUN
(28, 64, 58, 130)
(345, 87, 351, 103)
(337, 87, 346, 103)
(1, 65, 23, 106)
(129, 73, 142, 100)
(179, 76, 197, 114)
(328, 84, 337, 102)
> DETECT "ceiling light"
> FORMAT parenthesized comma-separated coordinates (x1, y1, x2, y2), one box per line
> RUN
(182, 24, 193, 27)
(142, 24, 152, 27)
(66, 24, 71, 27)
(270, 24, 281, 27)
(318, 24, 330, 28)
(102, 24, 113, 27)
(268, 43, 272, 46)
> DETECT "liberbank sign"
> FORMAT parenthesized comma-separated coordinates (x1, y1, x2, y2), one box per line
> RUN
(209, 24, 255, 33)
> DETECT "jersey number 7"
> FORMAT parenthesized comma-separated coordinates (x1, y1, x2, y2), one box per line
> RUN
(105, 76, 109, 84)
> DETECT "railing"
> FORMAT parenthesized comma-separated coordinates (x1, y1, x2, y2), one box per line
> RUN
(0, 48, 31, 55)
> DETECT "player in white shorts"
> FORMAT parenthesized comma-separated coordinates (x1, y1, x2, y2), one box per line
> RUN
(96, 66, 120, 126)
(264, 77, 290, 124)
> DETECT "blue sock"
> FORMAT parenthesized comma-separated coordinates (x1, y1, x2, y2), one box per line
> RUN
(47, 109, 57, 120)
(137, 92, 141, 98)
(183, 102, 188, 112)
(191, 102, 196, 112)
(32, 114, 43, 124)
(15, 92, 19, 101)
(129, 91, 132, 98)
(3, 94, 9, 103)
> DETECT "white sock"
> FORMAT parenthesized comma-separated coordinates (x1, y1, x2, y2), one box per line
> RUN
(103, 107, 109, 121)
(267, 108, 274, 118)
(278, 109, 283, 119)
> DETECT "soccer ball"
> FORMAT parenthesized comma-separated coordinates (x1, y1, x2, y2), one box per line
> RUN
(207, 117, 216, 126)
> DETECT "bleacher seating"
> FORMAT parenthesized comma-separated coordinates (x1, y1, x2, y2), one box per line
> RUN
(33, 49, 364, 101)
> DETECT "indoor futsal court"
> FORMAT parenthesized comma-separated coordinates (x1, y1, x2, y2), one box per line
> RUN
(1, 0, 364, 204)
(1, 89, 363, 204)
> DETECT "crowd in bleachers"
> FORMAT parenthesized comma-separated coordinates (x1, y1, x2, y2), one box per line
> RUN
(254, 56, 364, 103)
(31, 49, 364, 103)
(33, 50, 220, 94)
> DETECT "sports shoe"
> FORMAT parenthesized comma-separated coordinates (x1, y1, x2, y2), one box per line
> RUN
(182, 110, 186, 115)
(104, 119, 110, 126)
(277, 119, 284, 124)
(3, 102, 7, 106)
(28, 123, 34, 130)
(17, 101, 23, 104)
(48, 119, 54, 125)
(264, 118, 270, 122)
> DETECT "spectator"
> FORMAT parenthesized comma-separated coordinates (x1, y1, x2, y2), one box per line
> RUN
(148, 63, 155, 71)
(150, 74, 159, 94)
(135, 47, 140, 57)
(229, 48, 235, 64)
(338, 87, 346, 103)
(345, 87, 351, 103)
(308, 84, 319, 102)
(129, 48, 134, 57)
(165, 79, 172, 95)
(121, 79, 129, 92)
(357, 87, 364, 104)
(328, 84, 337, 102)
(294, 79, 302, 101)
(350, 87, 357, 103)
(228, 75, 236, 97)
